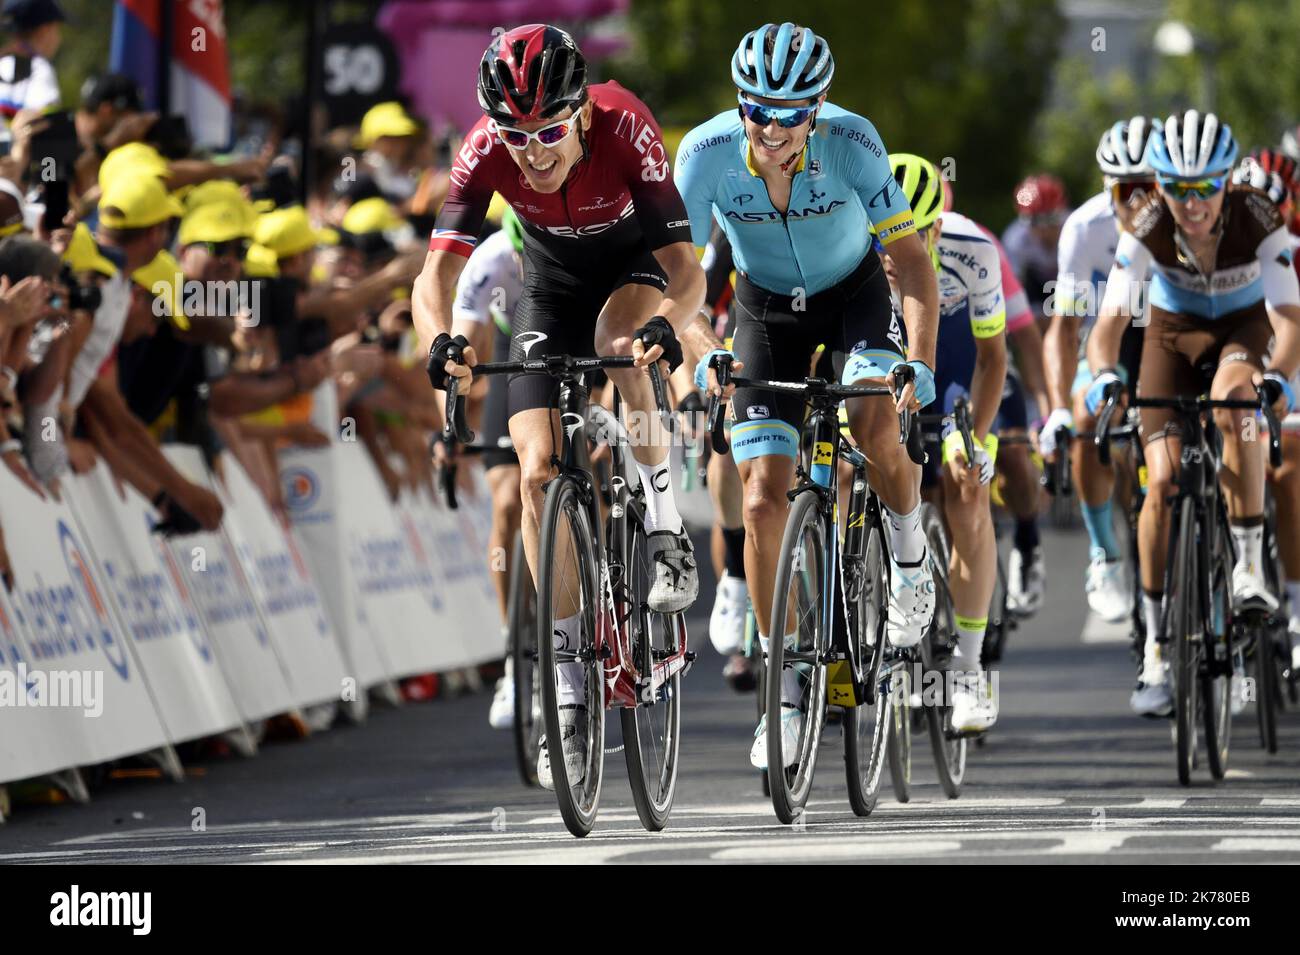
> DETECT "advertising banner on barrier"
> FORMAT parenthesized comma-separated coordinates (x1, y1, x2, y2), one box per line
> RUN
(0, 465, 170, 772)
(279, 445, 390, 687)
(334, 443, 468, 675)
(0, 580, 86, 783)
(402, 477, 504, 665)
(161, 446, 297, 720)
(218, 456, 349, 707)
(66, 465, 244, 745)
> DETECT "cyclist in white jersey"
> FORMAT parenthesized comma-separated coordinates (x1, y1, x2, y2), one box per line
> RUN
(1041, 117, 1157, 623)
(888, 154, 1008, 731)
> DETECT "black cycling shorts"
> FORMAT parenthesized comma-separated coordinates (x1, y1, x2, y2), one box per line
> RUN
(729, 251, 903, 463)
(506, 242, 668, 418)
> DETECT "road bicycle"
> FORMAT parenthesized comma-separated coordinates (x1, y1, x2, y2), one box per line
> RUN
(1095, 383, 1281, 785)
(446, 353, 692, 836)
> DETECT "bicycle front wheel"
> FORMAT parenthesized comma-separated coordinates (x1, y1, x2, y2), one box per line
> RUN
(508, 532, 542, 787)
(845, 520, 890, 816)
(1166, 500, 1199, 787)
(620, 501, 684, 832)
(536, 477, 605, 837)
(1202, 524, 1232, 780)
(766, 491, 829, 824)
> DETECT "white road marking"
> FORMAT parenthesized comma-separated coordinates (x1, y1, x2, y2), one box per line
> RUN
(1212, 838, 1300, 852)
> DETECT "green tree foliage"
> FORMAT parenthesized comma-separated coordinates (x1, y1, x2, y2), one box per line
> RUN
(609, 0, 1064, 228)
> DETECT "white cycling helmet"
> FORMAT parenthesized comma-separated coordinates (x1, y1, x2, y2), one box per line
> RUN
(1145, 109, 1238, 178)
(1096, 116, 1155, 178)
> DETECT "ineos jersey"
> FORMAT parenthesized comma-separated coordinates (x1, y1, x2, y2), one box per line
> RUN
(431, 82, 692, 270)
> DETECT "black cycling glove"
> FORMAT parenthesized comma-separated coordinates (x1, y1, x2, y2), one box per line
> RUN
(425, 333, 471, 391)
(632, 316, 683, 372)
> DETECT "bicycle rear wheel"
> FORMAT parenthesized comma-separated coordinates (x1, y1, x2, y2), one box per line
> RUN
(508, 532, 542, 787)
(620, 501, 684, 832)
(766, 492, 829, 824)
(845, 521, 890, 816)
(1166, 500, 1199, 786)
(536, 477, 605, 836)
(921, 503, 965, 798)
(887, 661, 913, 803)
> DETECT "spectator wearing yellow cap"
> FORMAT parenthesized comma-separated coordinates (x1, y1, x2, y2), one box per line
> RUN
(355, 100, 424, 203)
(96, 170, 181, 275)
(333, 196, 411, 284)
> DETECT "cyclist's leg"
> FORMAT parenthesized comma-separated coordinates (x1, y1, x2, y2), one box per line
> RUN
(840, 265, 930, 647)
(1209, 306, 1274, 609)
(708, 314, 749, 658)
(996, 368, 1045, 615)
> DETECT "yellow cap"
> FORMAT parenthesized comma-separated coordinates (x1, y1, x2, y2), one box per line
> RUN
(341, 196, 404, 235)
(98, 171, 184, 229)
(253, 206, 337, 259)
(243, 242, 279, 278)
(98, 142, 170, 190)
(353, 101, 419, 149)
(131, 250, 189, 330)
(62, 222, 117, 278)
(179, 200, 256, 245)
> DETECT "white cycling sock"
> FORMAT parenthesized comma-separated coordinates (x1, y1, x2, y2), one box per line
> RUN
(636, 455, 682, 534)
(883, 502, 925, 566)
(757, 631, 803, 706)
(552, 613, 584, 706)
(952, 619, 985, 670)
(1142, 594, 1164, 676)
(1230, 522, 1265, 577)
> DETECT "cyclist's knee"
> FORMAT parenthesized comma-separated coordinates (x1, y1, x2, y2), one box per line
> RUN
(742, 464, 788, 529)
(517, 447, 554, 500)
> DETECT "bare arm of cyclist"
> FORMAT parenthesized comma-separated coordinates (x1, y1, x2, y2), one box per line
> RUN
(888, 230, 940, 407)
(412, 248, 474, 380)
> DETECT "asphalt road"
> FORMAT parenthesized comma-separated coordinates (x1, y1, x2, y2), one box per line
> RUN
(2, 521, 1300, 864)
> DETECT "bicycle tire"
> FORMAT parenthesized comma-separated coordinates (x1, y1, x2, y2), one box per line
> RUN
(921, 503, 965, 798)
(1202, 525, 1232, 780)
(1166, 499, 1198, 786)
(620, 500, 684, 832)
(508, 532, 542, 787)
(844, 522, 890, 816)
(535, 477, 605, 836)
(766, 491, 829, 824)
(887, 661, 913, 803)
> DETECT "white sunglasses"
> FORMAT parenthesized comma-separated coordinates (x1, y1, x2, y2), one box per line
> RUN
(495, 117, 578, 151)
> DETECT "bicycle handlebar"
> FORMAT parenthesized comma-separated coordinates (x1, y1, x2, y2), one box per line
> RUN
(1093, 385, 1282, 469)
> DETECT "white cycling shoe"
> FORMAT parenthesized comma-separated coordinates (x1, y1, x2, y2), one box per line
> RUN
(537, 704, 588, 792)
(1232, 564, 1279, 614)
(749, 704, 804, 771)
(1290, 621, 1300, 672)
(488, 675, 514, 729)
(709, 573, 748, 655)
(1007, 547, 1045, 617)
(886, 553, 936, 648)
(949, 671, 998, 733)
(1086, 551, 1132, 622)
(1230, 666, 1247, 717)
(1130, 665, 1174, 718)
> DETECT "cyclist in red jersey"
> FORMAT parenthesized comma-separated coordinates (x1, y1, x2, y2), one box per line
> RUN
(412, 25, 724, 789)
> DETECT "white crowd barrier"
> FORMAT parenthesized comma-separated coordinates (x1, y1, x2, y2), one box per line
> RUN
(0, 436, 501, 790)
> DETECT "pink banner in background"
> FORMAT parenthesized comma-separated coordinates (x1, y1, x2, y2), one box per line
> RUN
(378, 0, 629, 136)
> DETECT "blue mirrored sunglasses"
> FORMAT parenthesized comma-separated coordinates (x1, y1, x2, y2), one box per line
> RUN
(737, 95, 817, 129)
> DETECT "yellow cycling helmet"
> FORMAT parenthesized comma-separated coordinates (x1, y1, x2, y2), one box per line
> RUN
(889, 153, 944, 230)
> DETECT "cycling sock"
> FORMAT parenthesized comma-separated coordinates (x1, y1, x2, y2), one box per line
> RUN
(553, 613, 584, 706)
(1013, 517, 1040, 558)
(722, 526, 746, 578)
(1081, 500, 1121, 561)
(1142, 592, 1163, 675)
(1229, 518, 1265, 576)
(952, 614, 987, 669)
(636, 456, 682, 534)
(883, 501, 925, 566)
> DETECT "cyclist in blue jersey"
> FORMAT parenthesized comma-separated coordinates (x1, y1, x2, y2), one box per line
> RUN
(676, 22, 940, 770)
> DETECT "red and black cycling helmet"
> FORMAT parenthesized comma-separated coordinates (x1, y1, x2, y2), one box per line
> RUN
(477, 24, 588, 126)
(1013, 174, 1068, 219)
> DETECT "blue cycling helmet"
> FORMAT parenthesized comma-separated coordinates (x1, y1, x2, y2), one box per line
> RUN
(1145, 110, 1238, 178)
(731, 23, 834, 101)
